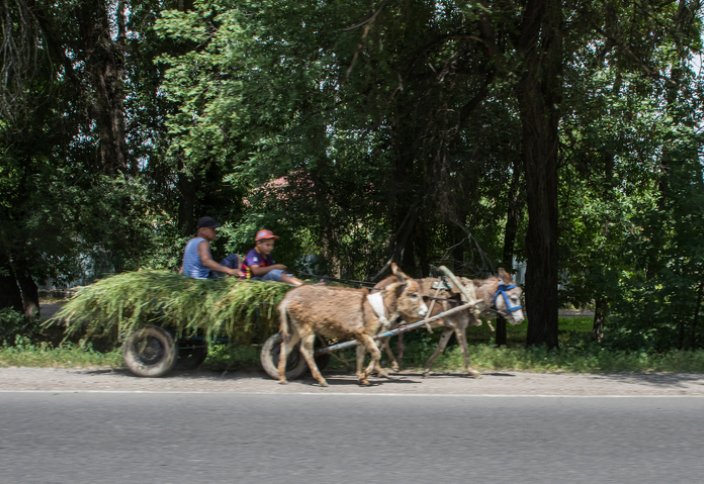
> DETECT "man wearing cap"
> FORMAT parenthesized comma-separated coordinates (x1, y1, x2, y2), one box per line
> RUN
(180, 216, 243, 279)
(240, 229, 303, 286)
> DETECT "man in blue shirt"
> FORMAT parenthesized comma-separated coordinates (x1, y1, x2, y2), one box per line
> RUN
(180, 216, 242, 279)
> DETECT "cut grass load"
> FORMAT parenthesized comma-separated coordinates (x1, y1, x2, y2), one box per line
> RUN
(46, 270, 290, 344)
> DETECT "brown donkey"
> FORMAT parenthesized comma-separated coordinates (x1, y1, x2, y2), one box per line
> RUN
(277, 263, 428, 386)
(375, 268, 524, 377)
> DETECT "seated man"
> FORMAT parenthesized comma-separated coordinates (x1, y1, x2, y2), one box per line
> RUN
(241, 229, 303, 286)
(181, 216, 243, 279)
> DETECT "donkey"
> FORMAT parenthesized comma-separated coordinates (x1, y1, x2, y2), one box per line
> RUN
(277, 263, 428, 386)
(375, 268, 524, 378)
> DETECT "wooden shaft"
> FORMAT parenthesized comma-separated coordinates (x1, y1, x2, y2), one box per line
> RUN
(315, 300, 480, 355)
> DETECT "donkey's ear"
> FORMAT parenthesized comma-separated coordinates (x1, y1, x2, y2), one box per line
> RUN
(391, 262, 407, 283)
(497, 267, 512, 283)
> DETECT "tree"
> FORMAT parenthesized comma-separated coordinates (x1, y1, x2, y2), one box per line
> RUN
(513, 0, 563, 348)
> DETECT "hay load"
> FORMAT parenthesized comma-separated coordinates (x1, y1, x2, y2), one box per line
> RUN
(49, 270, 290, 344)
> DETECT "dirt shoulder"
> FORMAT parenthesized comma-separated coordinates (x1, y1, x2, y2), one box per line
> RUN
(0, 367, 703, 395)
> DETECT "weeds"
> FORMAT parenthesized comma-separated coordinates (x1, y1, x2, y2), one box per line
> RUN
(395, 341, 704, 373)
(7, 301, 702, 374)
(3, 339, 704, 374)
(0, 337, 121, 368)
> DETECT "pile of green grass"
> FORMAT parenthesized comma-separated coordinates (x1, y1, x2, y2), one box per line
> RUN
(47, 270, 290, 344)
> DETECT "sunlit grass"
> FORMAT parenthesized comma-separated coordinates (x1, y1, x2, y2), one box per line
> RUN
(0, 337, 121, 368)
(6, 315, 703, 374)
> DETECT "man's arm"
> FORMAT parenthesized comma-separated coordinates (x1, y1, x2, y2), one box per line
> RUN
(198, 241, 242, 277)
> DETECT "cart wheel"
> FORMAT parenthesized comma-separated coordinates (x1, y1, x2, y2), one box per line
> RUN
(260, 333, 331, 380)
(123, 325, 177, 377)
(177, 340, 208, 370)
(260, 333, 307, 380)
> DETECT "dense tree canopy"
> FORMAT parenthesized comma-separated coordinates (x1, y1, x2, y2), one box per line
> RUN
(1, 0, 703, 350)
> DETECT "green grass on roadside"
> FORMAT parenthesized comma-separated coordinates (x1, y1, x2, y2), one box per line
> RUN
(3, 316, 704, 374)
(0, 337, 121, 368)
(3, 341, 704, 374)
(398, 343, 704, 373)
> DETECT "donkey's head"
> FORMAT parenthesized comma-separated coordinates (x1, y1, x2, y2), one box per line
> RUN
(494, 268, 524, 324)
(387, 263, 429, 322)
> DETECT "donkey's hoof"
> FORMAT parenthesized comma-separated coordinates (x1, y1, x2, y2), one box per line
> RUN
(466, 368, 481, 378)
(376, 368, 391, 379)
(391, 362, 400, 372)
(278, 379, 288, 385)
(422, 370, 431, 378)
(316, 380, 329, 387)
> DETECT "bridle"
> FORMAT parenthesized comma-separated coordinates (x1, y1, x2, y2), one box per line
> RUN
(493, 283, 523, 315)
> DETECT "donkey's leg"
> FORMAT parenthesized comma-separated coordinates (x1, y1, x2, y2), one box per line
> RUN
(360, 334, 389, 382)
(299, 331, 328, 387)
(355, 344, 369, 385)
(381, 337, 400, 372)
(423, 328, 454, 377)
(277, 331, 300, 384)
(454, 323, 480, 378)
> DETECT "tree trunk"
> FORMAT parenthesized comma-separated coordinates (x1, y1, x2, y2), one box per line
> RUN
(496, 159, 524, 346)
(177, 173, 197, 236)
(79, 1, 129, 174)
(11, 257, 39, 318)
(592, 297, 607, 343)
(690, 278, 704, 349)
(310, 156, 340, 277)
(495, 313, 508, 346)
(515, 0, 562, 349)
(0, 254, 23, 312)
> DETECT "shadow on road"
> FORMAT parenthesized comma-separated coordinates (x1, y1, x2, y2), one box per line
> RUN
(78, 367, 424, 387)
(587, 372, 704, 389)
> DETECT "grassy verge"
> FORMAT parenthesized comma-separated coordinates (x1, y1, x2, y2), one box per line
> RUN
(3, 342, 704, 374)
(396, 343, 704, 373)
(0, 338, 121, 368)
(2, 317, 704, 374)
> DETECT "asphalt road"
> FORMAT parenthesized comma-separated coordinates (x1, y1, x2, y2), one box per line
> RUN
(1, 391, 702, 484)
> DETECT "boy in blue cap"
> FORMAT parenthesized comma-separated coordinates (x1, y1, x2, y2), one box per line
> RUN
(240, 229, 303, 286)
(181, 216, 243, 279)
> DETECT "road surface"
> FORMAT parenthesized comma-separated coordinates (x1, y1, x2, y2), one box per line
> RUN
(0, 368, 703, 483)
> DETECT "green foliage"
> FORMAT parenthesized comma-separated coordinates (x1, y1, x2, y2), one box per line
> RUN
(2, 0, 704, 353)
(48, 271, 290, 344)
(0, 308, 31, 345)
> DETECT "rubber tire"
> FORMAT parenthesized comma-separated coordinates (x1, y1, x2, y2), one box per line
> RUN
(260, 333, 332, 380)
(177, 341, 208, 370)
(123, 325, 177, 377)
(260, 333, 308, 380)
